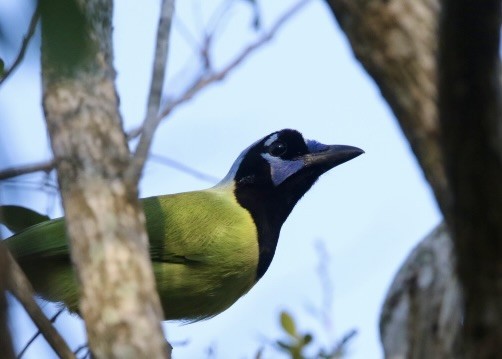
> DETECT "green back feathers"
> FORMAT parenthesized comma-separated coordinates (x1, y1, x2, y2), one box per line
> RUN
(5, 218, 68, 260)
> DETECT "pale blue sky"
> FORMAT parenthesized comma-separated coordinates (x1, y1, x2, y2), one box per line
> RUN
(1, 0, 441, 358)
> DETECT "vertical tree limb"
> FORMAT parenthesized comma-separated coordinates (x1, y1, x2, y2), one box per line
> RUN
(438, 0, 502, 356)
(40, 0, 169, 357)
(325, 0, 501, 356)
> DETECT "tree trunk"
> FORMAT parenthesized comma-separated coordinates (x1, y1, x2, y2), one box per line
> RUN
(40, 0, 169, 357)
(438, 1, 502, 356)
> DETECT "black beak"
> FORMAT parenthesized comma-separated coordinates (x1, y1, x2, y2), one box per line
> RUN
(303, 144, 364, 170)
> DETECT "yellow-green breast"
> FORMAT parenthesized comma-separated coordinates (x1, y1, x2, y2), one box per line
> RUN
(144, 184, 259, 321)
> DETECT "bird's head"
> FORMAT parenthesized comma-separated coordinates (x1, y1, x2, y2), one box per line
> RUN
(217, 129, 363, 279)
(219, 129, 363, 225)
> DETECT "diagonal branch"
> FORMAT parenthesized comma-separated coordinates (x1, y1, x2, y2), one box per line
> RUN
(127, 0, 313, 140)
(0, 3, 40, 85)
(2, 245, 74, 359)
(127, 0, 175, 183)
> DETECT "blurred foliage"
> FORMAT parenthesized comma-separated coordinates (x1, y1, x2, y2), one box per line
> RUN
(261, 241, 357, 359)
(271, 311, 357, 359)
(276, 311, 314, 359)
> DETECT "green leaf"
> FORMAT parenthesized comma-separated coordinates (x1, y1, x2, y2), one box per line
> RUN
(0, 58, 4, 77)
(302, 333, 313, 346)
(280, 311, 297, 337)
(0, 205, 50, 233)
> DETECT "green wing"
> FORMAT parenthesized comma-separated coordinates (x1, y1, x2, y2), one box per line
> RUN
(4, 187, 259, 320)
(0, 205, 50, 233)
(4, 217, 67, 260)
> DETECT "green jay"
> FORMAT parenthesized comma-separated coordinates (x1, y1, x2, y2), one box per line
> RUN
(2, 129, 363, 321)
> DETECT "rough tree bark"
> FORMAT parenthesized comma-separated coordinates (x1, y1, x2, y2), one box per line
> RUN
(438, 0, 502, 356)
(41, 0, 169, 357)
(325, 0, 448, 213)
(325, 0, 502, 357)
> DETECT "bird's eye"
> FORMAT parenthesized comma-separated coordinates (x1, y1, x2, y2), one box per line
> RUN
(268, 141, 287, 157)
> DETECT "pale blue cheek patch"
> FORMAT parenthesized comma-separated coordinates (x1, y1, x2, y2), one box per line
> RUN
(306, 139, 329, 153)
(262, 153, 304, 186)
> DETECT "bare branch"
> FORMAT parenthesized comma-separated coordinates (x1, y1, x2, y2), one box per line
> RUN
(17, 309, 65, 359)
(127, 0, 175, 183)
(0, 160, 55, 181)
(149, 153, 219, 183)
(0, 3, 40, 85)
(3, 246, 74, 359)
(127, 0, 313, 140)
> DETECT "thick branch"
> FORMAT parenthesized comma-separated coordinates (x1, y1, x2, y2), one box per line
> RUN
(438, 0, 502, 356)
(41, 0, 169, 357)
(325, 0, 450, 218)
(326, 0, 502, 357)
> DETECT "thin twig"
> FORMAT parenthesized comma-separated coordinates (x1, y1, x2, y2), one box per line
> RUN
(17, 309, 65, 359)
(0, 3, 41, 85)
(3, 247, 75, 359)
(73, 343, 89, 357)
(149, 153, 219, 183)
(127, 0, 175, 183)
(0, 160, 55, 181)
(127, 0, 312, 140)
